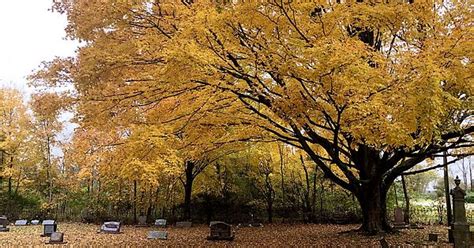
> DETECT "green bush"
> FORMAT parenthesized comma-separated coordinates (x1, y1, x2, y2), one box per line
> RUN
(466, 192, 474, 203)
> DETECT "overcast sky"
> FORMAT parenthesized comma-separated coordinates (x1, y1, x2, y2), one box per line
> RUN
(0, 0, 77, 93)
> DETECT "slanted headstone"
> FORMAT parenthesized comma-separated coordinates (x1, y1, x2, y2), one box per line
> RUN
(0, 216, 9, 232)
(155, 219, 167, 227)
(31, 220, 40, 225)
(450, 176, 470, 248)
(175, 221, 192, 228)
(137, 215, 147, 227)
(207, 221, 234, 241)
(42, 220, 57, 237)
(100, 221, 121, 233)
(14, 219, 27, 226)
(147, 230, 168, 240)
(45, 232, 67, 244)
(393, 207, 406, 228)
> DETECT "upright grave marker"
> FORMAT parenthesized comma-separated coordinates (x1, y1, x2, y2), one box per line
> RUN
(42, 220, 57, 237)
(450, 176, 470, 248)
(0, 216, 9, 232)
(207, 221, 234, 241)
(155, 219, 167, 227)
(46, 232, 67, 244)
(137, 215, 147, 227)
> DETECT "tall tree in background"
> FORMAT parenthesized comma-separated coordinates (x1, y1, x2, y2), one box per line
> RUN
(30, 93, 63, 203)
(0, 89, 32, 196)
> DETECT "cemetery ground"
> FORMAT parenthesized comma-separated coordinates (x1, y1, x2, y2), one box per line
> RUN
(0, 222, 452, 247)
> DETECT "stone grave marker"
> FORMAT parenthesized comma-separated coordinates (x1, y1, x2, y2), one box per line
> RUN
(137, 215, 147, 227)
(100, 221, 121, 233)
(393, 207, 406, 228)
(207, 221, 234, 241)
(45, 232, 67, 244)
(42, 220, 57, 237)
(155, 219, 167, 227)
(14, 219, 28, 226)
(31, 220, 40, 225)
(175, 221, 192, 228)
(147, 230, 168, 240)
(0, 216, 9, 232)
(450, 176, 470, 247)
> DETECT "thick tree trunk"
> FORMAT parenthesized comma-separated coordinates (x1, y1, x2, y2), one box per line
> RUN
(357, 184, 391, 234)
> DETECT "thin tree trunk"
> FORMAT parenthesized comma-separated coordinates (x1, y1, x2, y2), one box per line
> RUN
(401, 175, 410, 224)
(133, 180, 137, 224)
(46, 135, 53, 203)
(278, 144, 285, 209)
(300, 155, 311, 222)
(470, 159, 473, 192)
(8, 156, 13, 195)
(183, 161, 195, 220)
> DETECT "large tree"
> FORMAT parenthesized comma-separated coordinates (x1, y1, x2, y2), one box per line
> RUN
(33, 0, 473, 233)
(165, 1, 473, 233)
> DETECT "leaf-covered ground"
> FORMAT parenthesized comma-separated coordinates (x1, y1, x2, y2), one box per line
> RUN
(0, 223, 452, 247)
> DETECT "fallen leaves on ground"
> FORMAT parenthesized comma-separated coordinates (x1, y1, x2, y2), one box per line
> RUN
(0, 223, 452, 247)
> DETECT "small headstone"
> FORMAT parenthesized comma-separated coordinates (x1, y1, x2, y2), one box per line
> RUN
(137, 215, 147, 227)
(429, 233, 438, 242)
(393, 207, 407, 228)
(175, 221, 192, 228)
(46, 232, 67, 244)
(14, 219, 28, 226)
(147, 230, 168, 240)
(42, 220, 57, 237)
(31, 220, 40, 225)
(100, 221, 121, 233)
(0, 216, 9, 232)
(155, 219, 167, 227)
(207, 221, 234, 241)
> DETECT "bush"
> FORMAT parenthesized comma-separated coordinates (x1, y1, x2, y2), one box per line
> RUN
(466, 192, 474, 203)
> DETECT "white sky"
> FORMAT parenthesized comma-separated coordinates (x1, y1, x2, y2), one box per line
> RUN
(0, 0, 77, 93)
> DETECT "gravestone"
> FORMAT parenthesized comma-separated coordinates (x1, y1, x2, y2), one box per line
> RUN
(147, 230, 168, 240)
(100, 221, 121, 233)
(45, 232, 67, 244)
(0, 216, 9, 232)
(155, 219, 167, 227)
(175, 221, 192, 228)
(238, 212, 263, 227)
(137, 215, 147, 227)
(393, 207, 407, 228)
(450, 176, 470, 248)
(31, 220, 40, 225)
(14, 219, 28, 226)
(42, 220, 57, 237)
(207, 221, 234, 241)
